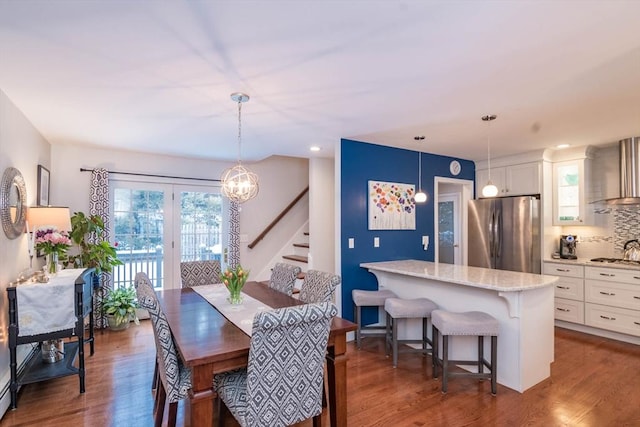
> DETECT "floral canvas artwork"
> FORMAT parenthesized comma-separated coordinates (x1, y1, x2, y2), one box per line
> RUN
(368, 180, 416, 230)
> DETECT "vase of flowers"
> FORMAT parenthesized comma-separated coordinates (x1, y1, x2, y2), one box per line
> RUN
(34, 227, 72, 275)
(220, 264, 249, 305)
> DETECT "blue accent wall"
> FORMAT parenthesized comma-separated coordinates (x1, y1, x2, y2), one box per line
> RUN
(340, 139, 475, 323)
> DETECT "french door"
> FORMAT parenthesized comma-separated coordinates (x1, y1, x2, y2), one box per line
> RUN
(111, 180, 225, 290)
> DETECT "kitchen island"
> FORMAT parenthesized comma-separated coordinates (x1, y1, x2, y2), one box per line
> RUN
(360, 260, 558, 393)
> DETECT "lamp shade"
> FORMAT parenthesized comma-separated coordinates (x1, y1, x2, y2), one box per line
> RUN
(27, 206, 72, 232)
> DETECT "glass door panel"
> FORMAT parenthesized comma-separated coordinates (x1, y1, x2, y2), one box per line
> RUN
(111, 182, 172, 290)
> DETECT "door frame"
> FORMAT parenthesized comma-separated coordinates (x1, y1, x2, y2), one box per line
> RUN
(433, 177, 474, 265)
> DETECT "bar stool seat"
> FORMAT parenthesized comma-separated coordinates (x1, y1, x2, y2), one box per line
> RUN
(431, 309, 499, 395)
(384, 297, 438, 368)
(352, 289, 397, 348)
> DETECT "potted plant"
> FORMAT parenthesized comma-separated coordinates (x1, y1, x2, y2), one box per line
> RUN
(102, 286, 139, 330)
(63, 211, 122, 274)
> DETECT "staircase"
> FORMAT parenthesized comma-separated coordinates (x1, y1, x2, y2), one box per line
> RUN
(282, 232, 309, 280)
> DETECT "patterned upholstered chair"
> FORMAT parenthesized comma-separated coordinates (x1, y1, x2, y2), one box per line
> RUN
(135, 272, 192, 427)
(268, 262, 302, 296)
(299, 270, 341, 304)
(180, 260, 221, 287)
(214, 302, 338, 427)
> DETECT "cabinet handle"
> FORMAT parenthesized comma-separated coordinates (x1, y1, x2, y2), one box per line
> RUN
(599, 315, 616, 321)
(599, 273, 615, 277)
(634, 277, 640, 280)
(556, 269, 570, 272)
(556, 308, 570, 312)
(556, 286, 570, 290)
(634, 322, 640, 326)
(634, 296, 640, 300)
(599, 291, 616, 296)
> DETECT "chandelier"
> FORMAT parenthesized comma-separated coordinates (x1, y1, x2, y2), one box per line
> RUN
(220, 92, 259, 203)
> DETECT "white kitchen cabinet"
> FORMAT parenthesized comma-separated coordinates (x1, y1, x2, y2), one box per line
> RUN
(584, 266, 640, 337)
(544, 262, 585, 323)
(476, 162, 541, 198)
(545, 263, 640, 339)
(552, 159, 591, 225)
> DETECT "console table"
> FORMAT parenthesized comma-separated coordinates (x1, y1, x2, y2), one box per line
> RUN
(7, 268, 95, 409)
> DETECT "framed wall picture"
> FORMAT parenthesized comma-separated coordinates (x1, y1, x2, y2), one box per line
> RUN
(368, 180, 416, 230)
(37, 165, 50, 206)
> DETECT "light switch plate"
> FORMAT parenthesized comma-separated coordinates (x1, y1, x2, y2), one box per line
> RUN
(348, 238, 355, 249)
(374, 237, 380, 248)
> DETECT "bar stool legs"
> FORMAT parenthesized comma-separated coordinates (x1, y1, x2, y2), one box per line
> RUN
(384, 298, 438, 368)
(431, 310, 499, 395)
(352, 289, 397, 349)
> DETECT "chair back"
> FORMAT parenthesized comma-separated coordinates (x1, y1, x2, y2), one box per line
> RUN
(134, 272, 189, 403)
(180, 260, 221, 287)
(268, 262, 301, 296)
(299, 270, 341, 304)
(246, 302, 338, 426)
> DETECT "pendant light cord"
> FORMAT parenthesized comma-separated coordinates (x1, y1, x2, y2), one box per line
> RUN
(482, 115, 497, 180)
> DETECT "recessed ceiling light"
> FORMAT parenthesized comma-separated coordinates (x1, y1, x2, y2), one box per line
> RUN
(556, 144, 570, 149)
(310, 146, 321, 152)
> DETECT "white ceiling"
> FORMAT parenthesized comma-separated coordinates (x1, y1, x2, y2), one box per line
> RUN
(1, 1, 639, 163)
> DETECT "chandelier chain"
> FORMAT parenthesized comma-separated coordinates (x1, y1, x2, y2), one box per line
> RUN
(237, 98, 242, 163)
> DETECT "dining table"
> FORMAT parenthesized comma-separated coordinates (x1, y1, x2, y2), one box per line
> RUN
(155, 280, 357, 427)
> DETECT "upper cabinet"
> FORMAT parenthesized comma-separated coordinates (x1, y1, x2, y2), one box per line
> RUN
(476, 162, 541, 198)
(552, 159, 590, 225)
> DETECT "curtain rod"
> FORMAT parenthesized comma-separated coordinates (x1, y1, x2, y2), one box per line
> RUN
(79, 168, 221, 182)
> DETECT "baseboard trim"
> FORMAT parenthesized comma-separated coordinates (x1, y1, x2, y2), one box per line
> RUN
(0, 343, 39, 420)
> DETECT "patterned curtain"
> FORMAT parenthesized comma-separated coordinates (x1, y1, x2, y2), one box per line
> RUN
(228, 201, 240, 269)
(90, 168, 111, 328)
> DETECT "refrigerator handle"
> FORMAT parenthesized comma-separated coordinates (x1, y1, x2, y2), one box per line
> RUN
(489, 210, 495, 258)
(494, 208, 502, 259)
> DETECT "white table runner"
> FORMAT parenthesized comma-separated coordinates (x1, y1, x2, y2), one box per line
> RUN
(191, 284, 273, 336)
(16, 268, 85, 337)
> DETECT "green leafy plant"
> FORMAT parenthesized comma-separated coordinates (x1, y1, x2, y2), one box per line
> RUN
(102, 286, 139, 328)
(63, 211, 122, 274)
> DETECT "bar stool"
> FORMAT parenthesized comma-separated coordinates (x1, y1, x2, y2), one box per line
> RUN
(352, 289, 397, 349)
(431, 309, 499, 395)
(384, 297, 438, 368)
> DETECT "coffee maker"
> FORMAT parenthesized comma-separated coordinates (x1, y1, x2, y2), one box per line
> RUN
(559, 235, 577, 259)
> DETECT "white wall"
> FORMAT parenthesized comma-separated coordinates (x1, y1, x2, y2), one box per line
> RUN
(0, 89, 51, 419)
(309, 157, 335, 273)
(51, 143, 309, 280)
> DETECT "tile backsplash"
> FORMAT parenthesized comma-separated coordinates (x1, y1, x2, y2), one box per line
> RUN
(564, 205, 640, 259)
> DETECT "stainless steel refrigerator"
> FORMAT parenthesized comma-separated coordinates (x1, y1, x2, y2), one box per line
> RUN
(468, 196, 541, 274)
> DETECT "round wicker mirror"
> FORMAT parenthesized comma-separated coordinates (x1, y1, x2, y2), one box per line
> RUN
(1, 167, 27, 239)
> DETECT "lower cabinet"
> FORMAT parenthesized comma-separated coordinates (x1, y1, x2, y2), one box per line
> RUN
(544, 262, 585, 323)
(544, 262, 640, 339)
(584, 266, 640, 337)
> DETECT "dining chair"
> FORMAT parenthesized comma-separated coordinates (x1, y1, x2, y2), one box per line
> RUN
(180, 260, 221, 287)
(299, 269, 341, 304)
(134, 272, 192, 427)
(268, 262, 301, 296)
(214, 302, 338, 427)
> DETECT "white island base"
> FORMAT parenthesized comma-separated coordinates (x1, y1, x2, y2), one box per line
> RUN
(361, 260, 558, 393)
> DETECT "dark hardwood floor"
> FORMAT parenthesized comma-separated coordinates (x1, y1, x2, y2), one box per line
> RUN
(1, 321, 638, 426)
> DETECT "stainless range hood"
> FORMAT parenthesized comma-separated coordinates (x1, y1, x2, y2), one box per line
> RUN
(603, 137, 640, 205)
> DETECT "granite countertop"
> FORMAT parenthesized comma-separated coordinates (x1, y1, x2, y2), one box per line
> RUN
(544, 258, 640, 271)
(360, 260, 558, 292)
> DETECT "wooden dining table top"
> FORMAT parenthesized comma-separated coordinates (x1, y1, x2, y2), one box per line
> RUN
(155, 280, 357, 369)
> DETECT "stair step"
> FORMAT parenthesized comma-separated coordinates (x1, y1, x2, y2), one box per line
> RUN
(293, 243, 309, 249)
(283, 255, 308, 263)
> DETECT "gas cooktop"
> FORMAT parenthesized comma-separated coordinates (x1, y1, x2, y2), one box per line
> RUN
(590, 257, 640, 265)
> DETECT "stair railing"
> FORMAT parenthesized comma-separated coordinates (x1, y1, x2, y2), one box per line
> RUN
(247, 186, 309, 249)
